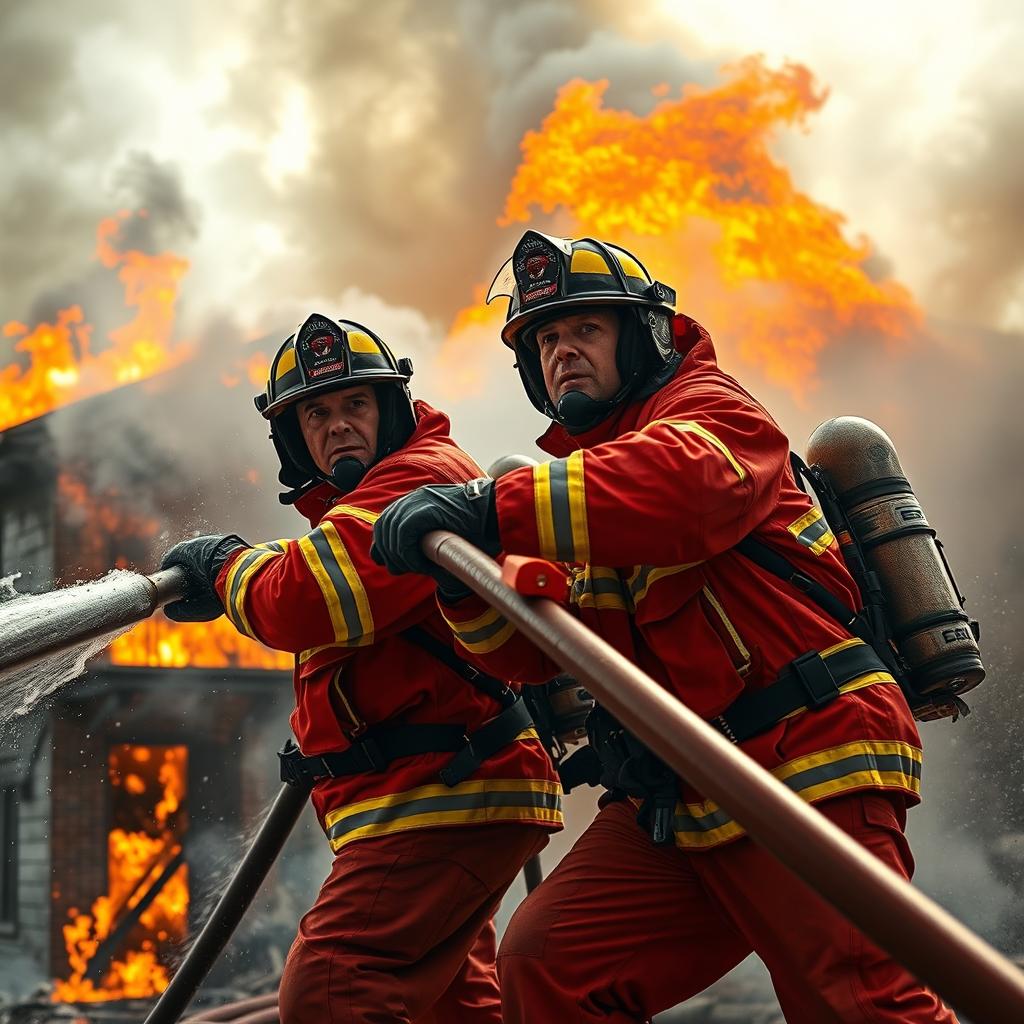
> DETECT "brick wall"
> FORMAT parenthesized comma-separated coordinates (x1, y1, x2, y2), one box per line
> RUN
(48, 710, 108, 976)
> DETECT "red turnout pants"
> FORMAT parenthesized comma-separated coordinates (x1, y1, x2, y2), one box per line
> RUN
(279, 822, 548, 1023)
(499, 794, 957, 1023)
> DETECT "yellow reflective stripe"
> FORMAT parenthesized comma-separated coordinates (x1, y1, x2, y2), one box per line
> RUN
(443, 604, 503, 634)
(225, 550, 278, 639)
(777, 672, 896, 723)
(297, 524, 374, 646)
(254, 539, 290, 554)
(346, 331, 380, 353)
(297, 534, 346, 640)
(673, 740, 922, 849)
(701, 585, 751, 673)
(788, 506, 835, 555)
(324, 777, 564, 851)
(298, 643, 341, 665)
(533, 456, 588, 562)
(628, 561, 703, 607)
(644, 419, 746, 481)
(321, 521, 374, 646)
(331, 664, 366, 732)
(274, 347, 297, 380)
(570, 566, 629, 610)
(324, 504, 380, 525)
(820, 637, 864, 658)
(569, 248, 612, 276)
(442, 604, 517, 654)
(533, 461, 557, 559)
(566, 450, 590, 563)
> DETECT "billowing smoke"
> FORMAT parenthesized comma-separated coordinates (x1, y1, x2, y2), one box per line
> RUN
(3, 1, 1024, 1009)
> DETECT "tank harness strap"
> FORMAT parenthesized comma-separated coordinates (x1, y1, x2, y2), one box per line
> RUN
(401, 624, 537, 785)
(711, 642, 888, 744)
(278, 698, 535, 789)
(401, 625, 519, 708)
(278, 624, 534, 789)
(735, 535, 859, 630)
(278, 726, 464, 785)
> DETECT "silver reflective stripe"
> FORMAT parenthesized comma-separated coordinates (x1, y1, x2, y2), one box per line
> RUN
(308, 527, 364, 641)
(327, 788, 562, 843)
(783, 750, 921, 794)
(547, 459, 576, 561)
(228, 550, 270, 620)
(573, 572, 625, 601)
(797, 517, 831, 548)
(674, 750, 922, 836)
(456, 613, 512, 647)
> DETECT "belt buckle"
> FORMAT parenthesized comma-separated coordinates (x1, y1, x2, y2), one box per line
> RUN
(354, 735, 388, 773)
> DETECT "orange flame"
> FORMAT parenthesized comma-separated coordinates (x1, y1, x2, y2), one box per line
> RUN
(53, 745, 188, 1003)
(444, 58, 922, 396)
(57, 471, 161, 575)
(1, 211, 192, 432)
(110, 612, 293, 670)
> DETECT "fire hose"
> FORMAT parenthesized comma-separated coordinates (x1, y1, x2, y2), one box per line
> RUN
(6, 548, 1024, 1022)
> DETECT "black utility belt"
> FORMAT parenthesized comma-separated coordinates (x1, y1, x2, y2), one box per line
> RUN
(712, 642, 889, 745)
(278, 697, 534, 790)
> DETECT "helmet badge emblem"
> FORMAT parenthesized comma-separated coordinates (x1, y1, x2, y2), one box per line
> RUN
(526, 254, 549, 280)
(300, 327, 347, 379)
(310, 333, 334, 358)
(515, 236, 560, 305)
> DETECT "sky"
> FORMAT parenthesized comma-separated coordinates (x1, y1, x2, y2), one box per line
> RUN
(3, 0, 1024, 961)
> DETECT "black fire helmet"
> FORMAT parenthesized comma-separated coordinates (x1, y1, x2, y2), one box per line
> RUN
(254, 313, 416, 503)
(486, 231, 680, 433)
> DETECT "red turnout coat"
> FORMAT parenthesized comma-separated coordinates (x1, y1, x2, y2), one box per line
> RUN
(441, 317, 922, 850)
(215, 401, 562, 853)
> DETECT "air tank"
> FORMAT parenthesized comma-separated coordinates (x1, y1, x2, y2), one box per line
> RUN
(806, 417, 984, 712)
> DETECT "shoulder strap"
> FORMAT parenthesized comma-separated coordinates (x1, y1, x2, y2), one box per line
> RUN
(401, 625, 517, 707)
(735, 536, 859, 630)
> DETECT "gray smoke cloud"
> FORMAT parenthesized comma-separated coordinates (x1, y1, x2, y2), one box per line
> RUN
(3, 1, 1024, 1010)
(928, 80, 1024, 329)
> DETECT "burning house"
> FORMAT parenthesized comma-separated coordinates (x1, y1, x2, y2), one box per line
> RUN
(0, 217, 325, 1020)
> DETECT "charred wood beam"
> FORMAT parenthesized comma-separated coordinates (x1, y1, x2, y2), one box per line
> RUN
(83, 843, 186, 984)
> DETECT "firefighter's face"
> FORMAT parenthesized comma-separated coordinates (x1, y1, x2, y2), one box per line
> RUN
(535, 310, 621, 405)
(297, 386, 379, 475)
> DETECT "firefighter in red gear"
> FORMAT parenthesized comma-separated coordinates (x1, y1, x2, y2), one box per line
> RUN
(370, 234, 958, 1023)
(160, 313, 562, 1024)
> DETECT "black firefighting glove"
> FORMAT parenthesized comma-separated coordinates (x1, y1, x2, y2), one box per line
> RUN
(370, 479, 500, 602)
(160, 534, 249, 622)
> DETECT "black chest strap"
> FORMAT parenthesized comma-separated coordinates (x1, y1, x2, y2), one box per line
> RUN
(279, 624, 532, 789)
(711, 641, 889, 744)
(278, 698, 534, 788)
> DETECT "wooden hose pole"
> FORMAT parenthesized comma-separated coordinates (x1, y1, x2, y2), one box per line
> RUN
(422, 530, 1024, 1024)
